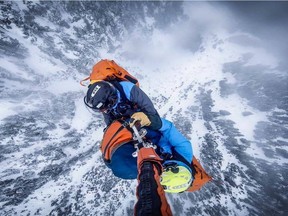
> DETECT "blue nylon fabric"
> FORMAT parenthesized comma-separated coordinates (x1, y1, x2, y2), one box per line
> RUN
(107, 128, 161, 179)
(158, 118, 193, 164)
(110, 81, 133, 109)
(119, 81, 134, 100)
(106, 143, 138, 179)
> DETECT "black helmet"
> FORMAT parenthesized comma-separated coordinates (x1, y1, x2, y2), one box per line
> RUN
(84, 81, 118, 113)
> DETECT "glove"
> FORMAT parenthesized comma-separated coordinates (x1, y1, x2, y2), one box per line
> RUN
(160, 152, 173, 161)
(130, 112, 151, 128)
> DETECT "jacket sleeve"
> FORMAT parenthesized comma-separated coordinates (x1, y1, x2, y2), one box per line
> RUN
(158, 118, 193, 164)
(130, 85, 162, 130)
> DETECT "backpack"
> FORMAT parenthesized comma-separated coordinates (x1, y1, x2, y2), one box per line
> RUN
(101, 120, 134, 163)
(100, 120, 138, 179)
(80, 59, 139, 87)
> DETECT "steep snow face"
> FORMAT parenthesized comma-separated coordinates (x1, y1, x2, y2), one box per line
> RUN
(1, 1, 287, 216)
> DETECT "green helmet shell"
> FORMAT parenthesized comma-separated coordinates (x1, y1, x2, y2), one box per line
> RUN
(160, 163, 193, 193)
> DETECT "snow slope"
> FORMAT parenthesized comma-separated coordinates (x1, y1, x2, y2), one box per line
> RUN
(0, 1, 287, 216)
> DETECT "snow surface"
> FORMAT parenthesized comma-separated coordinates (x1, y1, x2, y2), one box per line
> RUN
(0, 1, 287, 216)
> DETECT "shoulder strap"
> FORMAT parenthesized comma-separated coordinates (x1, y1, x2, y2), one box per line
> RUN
(110, 80, 130, 104)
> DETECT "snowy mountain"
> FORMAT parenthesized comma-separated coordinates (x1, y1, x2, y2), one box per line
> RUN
(1, 1, 287, 216)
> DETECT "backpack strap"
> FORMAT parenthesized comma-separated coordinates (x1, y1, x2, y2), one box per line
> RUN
(101, 119, 133, 163)
(80, 76, 90, 86)
(110, 80, 131, 104)
(102, 124, 125, 163)
(107, 60, 139, 86)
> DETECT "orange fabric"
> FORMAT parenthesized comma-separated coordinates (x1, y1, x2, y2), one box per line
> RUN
(137, 147, 162, 169)
(100, 121, 133, 161)
(80, 76, 90, 86)
(137, 148, 172, 215)
(135, 163, 172, 216)
(81, 59, 139, 86)
(187, 156, 212, 192)
(136, 147, 172, 216)
(153, 164, 173, 216)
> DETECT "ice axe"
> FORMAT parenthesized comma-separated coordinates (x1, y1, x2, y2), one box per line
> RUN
(130, 119, 156, 157)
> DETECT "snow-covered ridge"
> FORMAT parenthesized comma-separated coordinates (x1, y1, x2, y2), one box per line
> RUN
(0, 1, 287, 215)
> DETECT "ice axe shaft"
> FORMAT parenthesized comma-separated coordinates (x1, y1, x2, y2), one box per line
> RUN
(132, 125, 144, 144)
(131, 125, 156, 157)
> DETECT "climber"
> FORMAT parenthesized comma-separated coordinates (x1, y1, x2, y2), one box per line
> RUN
(84, 79, 193, 193)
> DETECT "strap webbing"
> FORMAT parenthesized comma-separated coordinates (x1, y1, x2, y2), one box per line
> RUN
(110, 80, 131, 104)
(103, 125, 124, 159)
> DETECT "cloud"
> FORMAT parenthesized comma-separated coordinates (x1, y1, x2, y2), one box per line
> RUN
(214, 1, 288, 67)
(118, 1, 288, 72)
(119, 2, 231, 67)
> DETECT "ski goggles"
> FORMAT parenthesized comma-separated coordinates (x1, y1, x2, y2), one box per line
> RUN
(84, 95, 117, 113)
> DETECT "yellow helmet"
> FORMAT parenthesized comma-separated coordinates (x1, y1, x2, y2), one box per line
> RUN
(160, 161, 193, 193)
